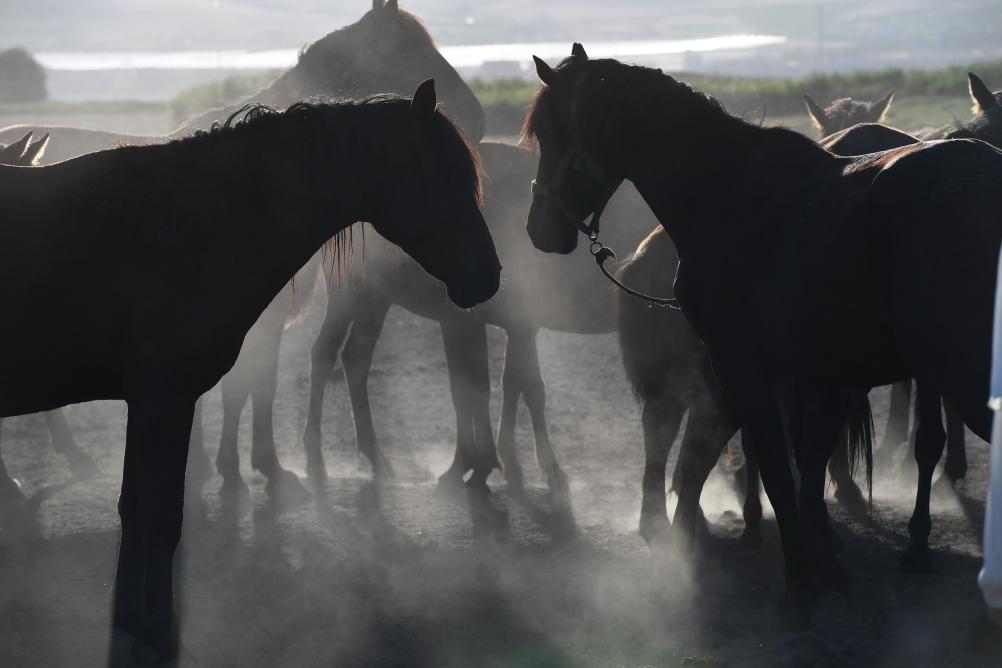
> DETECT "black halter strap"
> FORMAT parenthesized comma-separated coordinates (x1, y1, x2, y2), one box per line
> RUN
(530, 78, 681, 310)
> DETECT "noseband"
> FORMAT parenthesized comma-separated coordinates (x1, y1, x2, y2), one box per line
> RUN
(530, 89, 680, 310)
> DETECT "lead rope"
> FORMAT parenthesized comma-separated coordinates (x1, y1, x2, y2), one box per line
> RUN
(580, 187, 682, 310)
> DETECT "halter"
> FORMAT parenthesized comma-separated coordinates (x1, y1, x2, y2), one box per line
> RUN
(530, 77, 681, 310)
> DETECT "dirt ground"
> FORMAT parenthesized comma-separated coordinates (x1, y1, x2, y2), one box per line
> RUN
(1, 287, 1001, 667)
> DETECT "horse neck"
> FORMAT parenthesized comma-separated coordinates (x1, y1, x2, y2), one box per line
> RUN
(165, 123, 372, 323)
(621, 99, 837, 253)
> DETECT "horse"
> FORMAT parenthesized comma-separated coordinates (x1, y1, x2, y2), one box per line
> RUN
(524, 45, 1002, 621)
(0, 0, 487, 501)
(0, 84, 500, 662)
(0, 0, 485, 160)
(914, 71, 1002, 141)
(870, 73, 1002, 484)
(804, 90, 894, 139)
(302, 140, 657, 492)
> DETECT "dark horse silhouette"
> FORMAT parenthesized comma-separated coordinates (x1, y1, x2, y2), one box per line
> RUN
(303, 142, 657, 492)
(0, 0, 487, 501)
(524, 46, 1002, 621)
(0, 85, 501, 662)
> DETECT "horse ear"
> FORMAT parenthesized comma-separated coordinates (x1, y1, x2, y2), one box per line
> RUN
(411, 79, 437, 123)
(0, 131, 32, 164)
(24, 132, 49, 165)
(804, 95, 827, 130)
(968, 72, 999, 114)
(571, 43, 588, 60)
(873, 89, 894, 121)
(534, 56, 555, 86)
(385, 0, 398, 10)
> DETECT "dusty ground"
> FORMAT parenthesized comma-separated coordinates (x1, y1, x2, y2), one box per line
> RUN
(1, 289, 1000, 667)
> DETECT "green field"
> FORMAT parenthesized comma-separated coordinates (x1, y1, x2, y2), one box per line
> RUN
(0, 60, 996, 141)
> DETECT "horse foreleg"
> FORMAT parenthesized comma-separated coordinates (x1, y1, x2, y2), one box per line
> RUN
(303, 289, 355, 484)
(43, 409, 99, 478)
(440, 319, 497, 492)
(942, 400, 967, 484)
(341, 299, 393, 478)
(216, 372, 250, 497)
(112, 395, 195, 663)
(902, 382, 947, 571)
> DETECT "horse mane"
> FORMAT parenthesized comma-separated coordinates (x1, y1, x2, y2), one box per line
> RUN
(177, 94, 482, 278)
(522, 58, 731, 146)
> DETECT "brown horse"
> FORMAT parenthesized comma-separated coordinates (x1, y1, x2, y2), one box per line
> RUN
(0, 85, 500, 662)
(0, 0, 487, 501)
(524, 46, 1001, 621)
(804, 90, 894, 139)
(303, 141, 658, 492)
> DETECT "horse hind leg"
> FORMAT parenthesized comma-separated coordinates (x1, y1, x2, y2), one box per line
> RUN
(440, 319, 498, 492)
(877, 380, 912, 468)
(739, 445, 763, 548)
(638, 391, 685, 548)
(44, 410, 100, 478)
(217, 373, 250, 497)
(670, 394, 739, 552)
(302, 288, 356, 484)
(901, 382, 947, 571)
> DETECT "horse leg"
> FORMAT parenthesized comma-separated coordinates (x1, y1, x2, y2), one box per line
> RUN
(797, 385, 854, 594)
(902, 382, 947, 571)
(942, 400, 967, 485)
(877, 380, 912, 467)
(827, 440, 866, 514)
(511, 328, 567, 492)
(440, 319, 497, 492)
(671, 395, 739, 551)
(740, 445, 763, 548)
(217, 374, 250, 496)
(639, 392, 685, 548)
(496, 333, 526, 494)
(44, 409, 100, 478)
(0, 419, 26, 503)
(340, 299, 393, 478)
(303, 289, 355, 484)
(112, 395, 195, 662)
(722, 363, 812, 622)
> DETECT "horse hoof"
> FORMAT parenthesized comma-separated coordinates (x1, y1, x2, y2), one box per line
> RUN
(505, 476, 526, 499)
(900, 545, 934, 573)
(109, 627, 187, 668)
(0, 477, 27, 505)
(306, 457, 328, 487)
(267, 469, 312, 508)
(739, 526, 763, 549)
(220, 474, 250, 498)
(546, 468, 569, 494)
(371, 455, 396, 481)
(639, 513, 672, 552)
(834, 483, 867, 517)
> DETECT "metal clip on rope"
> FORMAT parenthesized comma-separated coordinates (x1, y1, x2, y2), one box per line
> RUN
(588, 235, 681, 310)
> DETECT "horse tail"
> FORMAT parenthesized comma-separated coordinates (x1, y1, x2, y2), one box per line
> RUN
(615, 227, 679, 402)
(842, 388, 875, 510)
